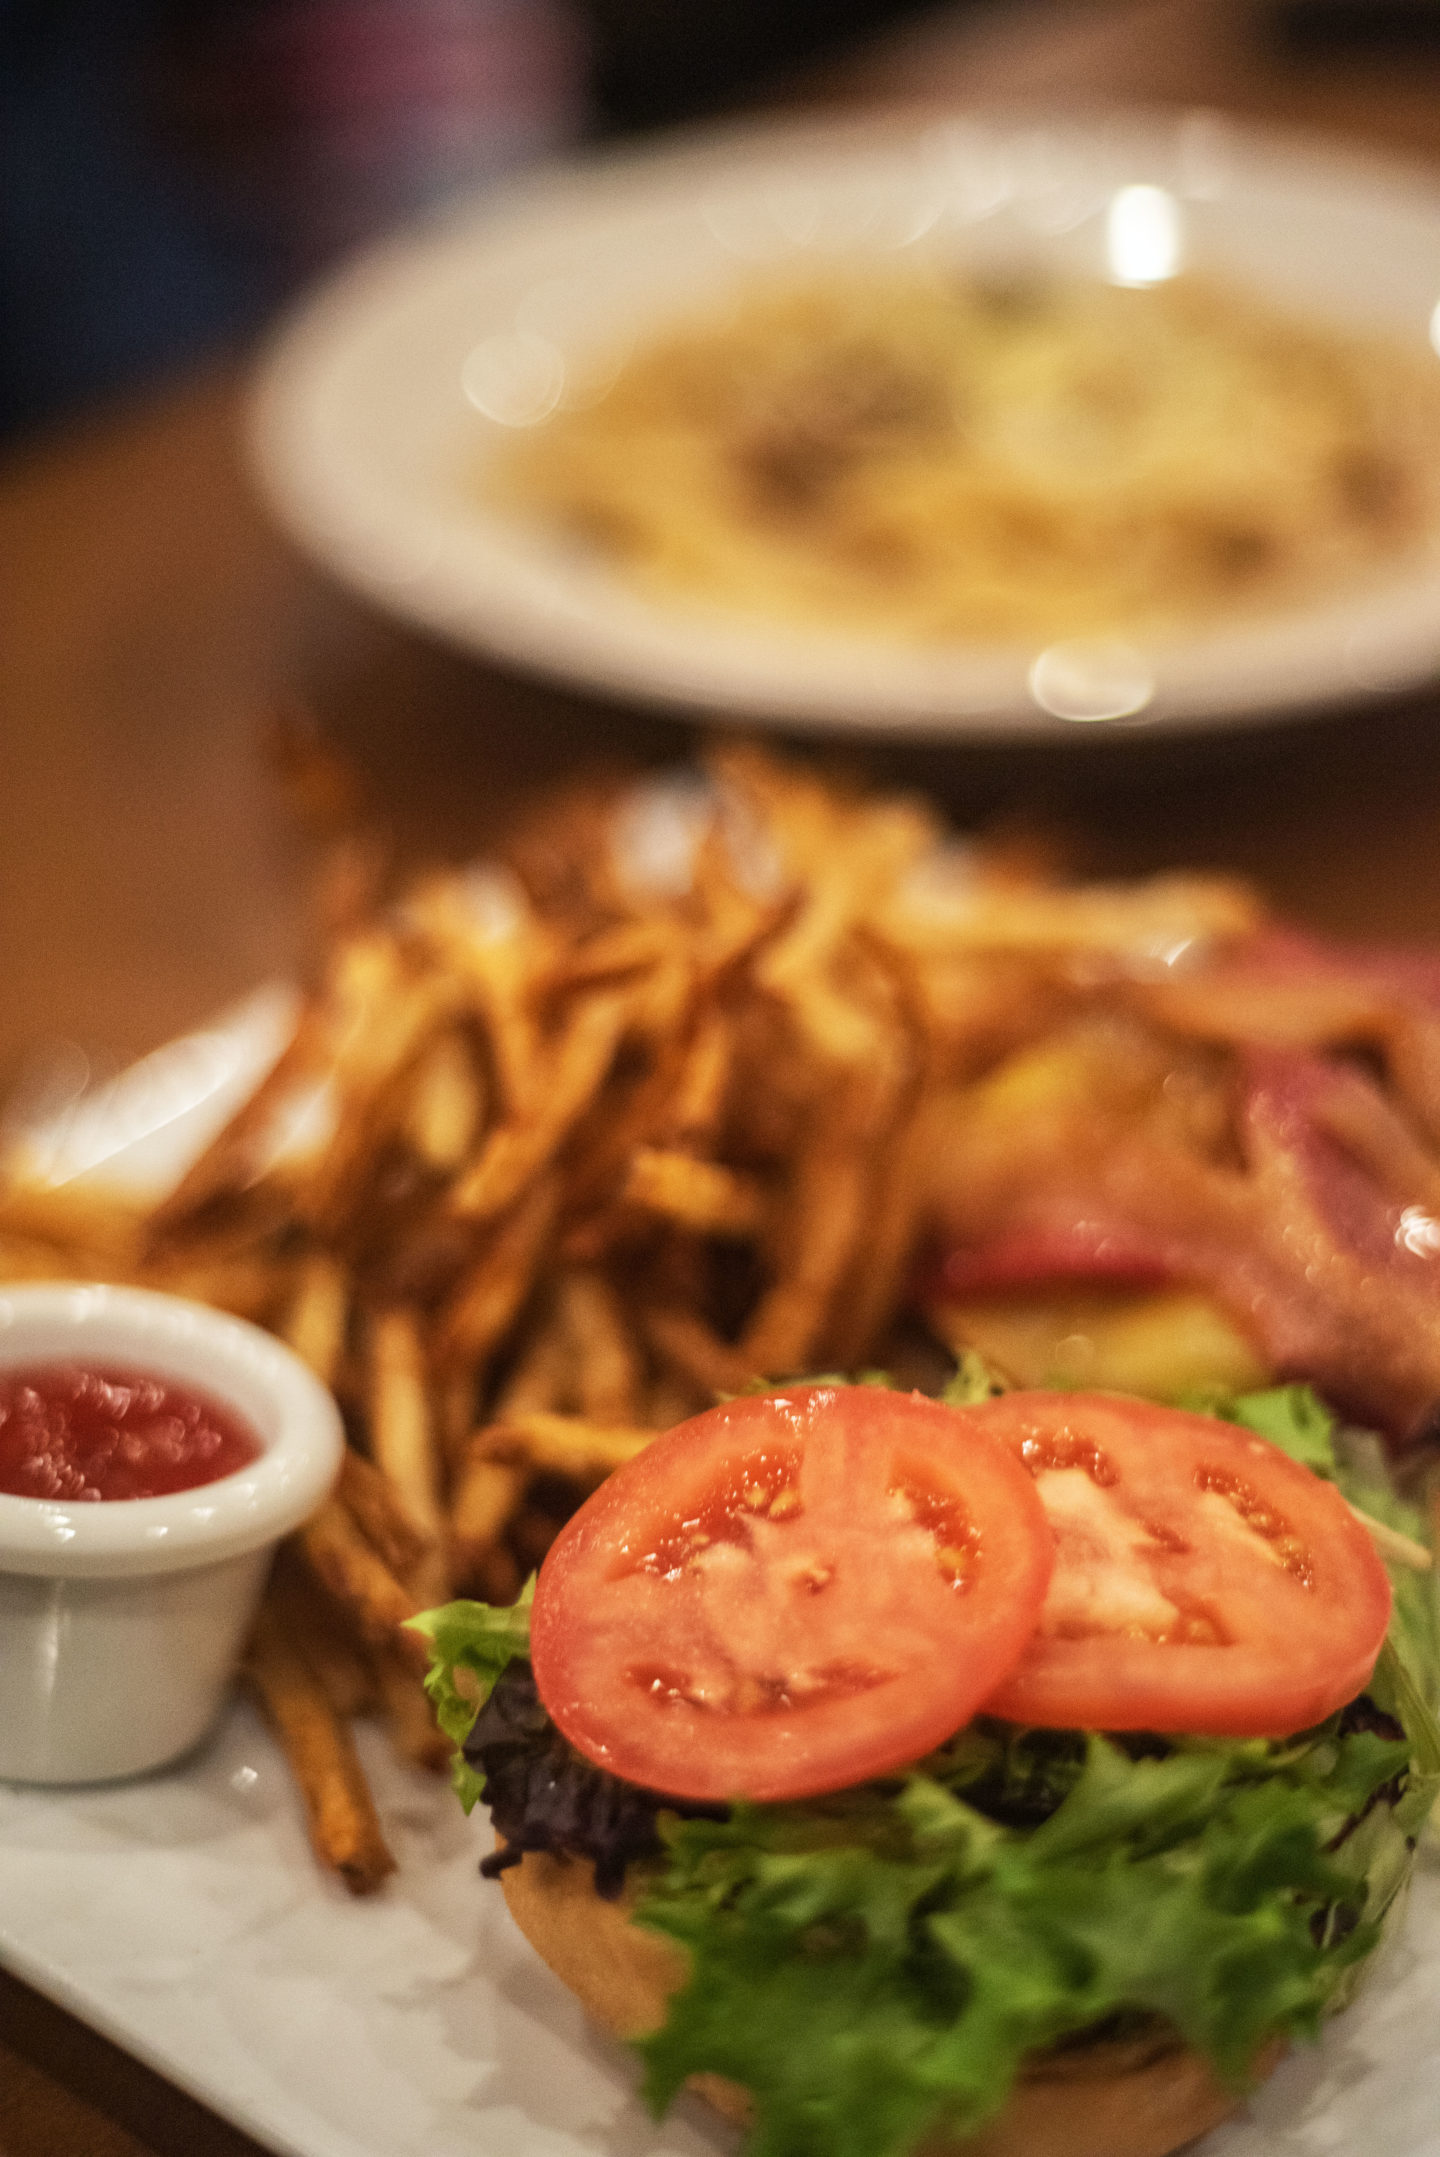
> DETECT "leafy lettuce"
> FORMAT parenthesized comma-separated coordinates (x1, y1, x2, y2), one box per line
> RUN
(637, 1710, 1422, 2157)
(409, 1578, 534, 1810)
(412, 1380, 1440, 2157)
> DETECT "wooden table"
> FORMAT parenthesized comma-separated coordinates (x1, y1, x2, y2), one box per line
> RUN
(6, 0, 1440, 2147)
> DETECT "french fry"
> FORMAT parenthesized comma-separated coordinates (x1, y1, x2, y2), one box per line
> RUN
(472, 1410, 654, 1481)
(282, 1249, 351, 1386)
(452, 1451, 529, 1591)
(0, 1181, 148, 1268)
(297, 969, 461, 1232)
(243, 1598, 396, 1894)
(622, 1147, 766, 1238)
(406, 1028, 485, 1174)
(266, 1547, 379, 1718)
(666, 1006, 733, 1142)
(641, 1303, 759, 1399)
(493, 1308, 575, 1418)
(437, 1172, 560, 1373)
(297, 1500, 419, 1650)
(556, 1268, 644, 1422)
(337, 1447, 430, 1581)
(448, 986, 631, 1224)
(366, 1307, 449, 1605)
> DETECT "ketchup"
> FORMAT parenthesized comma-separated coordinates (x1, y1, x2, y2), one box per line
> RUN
(0, 1365, 262, 1501)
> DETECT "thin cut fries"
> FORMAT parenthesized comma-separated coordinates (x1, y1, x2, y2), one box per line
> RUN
(8, 737, 1440, 1893)
(366, 1306, 450, 1605)
(243, 1601, 396, 1894)
(298, 1499, 421, 1650)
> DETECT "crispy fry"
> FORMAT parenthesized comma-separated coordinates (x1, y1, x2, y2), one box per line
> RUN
(366, 1307, 450, 1608)
(641, 1303, 759, 1399)
(406, 1028, 485, 1173)
(243, 1598, 396, 1894)
(298, 1500, 419, 1648)
(473, 1410, 654, 1481)
(494, 1309, 575, 1418)
(740, 1059, 905, 1374)
(556, 1268, 644, 1422)
(437, 1172, 560, 1373)
(266, 1547, 379, 1718)
(366, 1311, 445, 1532)
(337, 1447, 430, 1580)
(452, 1451, 529, 1590)
(0, 1181, 148, 1267)
(622, 1147, 766, 1238)
(448, 987, 631, 1223)
(282, 1250, 351, 1386)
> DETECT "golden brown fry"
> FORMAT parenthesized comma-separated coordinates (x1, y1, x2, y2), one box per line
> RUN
(242, 1598, 396, 1895)
(881, 873, 1261, 957)
(146, 1249, 294, 1325)
(473, 1410, 655, 1481)
(367, 1310, 444, 1531)
(447, 986, 633, 1225)
(740, 1058, 903, 1374)
(556, 1267, 644, 1422)
(298, 1500, 419, 1648)
(337, 1447, 430, 1579)
(0, 1181, 148, 1267)
(366, 1307, 450, 1607)
(494, 1308, 575, 1418)
(405, 1028, 485, 1174)
(282, 1250, 351, 1386)
(452, 1451, 529, 1587)
(402, 866, 549, 1114)
(621, 1147, 766, 1239)
(298, 969, 462, 1232)
(640, 1303, 759, 1399)
(667, 1006, 733, 1142)
(437, 1173, 560, 1373)
(266, 1547, 379, 1718)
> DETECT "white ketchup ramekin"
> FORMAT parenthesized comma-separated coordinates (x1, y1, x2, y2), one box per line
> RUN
(0, 1281, 345, 1784)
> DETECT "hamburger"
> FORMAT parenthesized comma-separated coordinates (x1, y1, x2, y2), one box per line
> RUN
(415, 1376, 1440, 2157)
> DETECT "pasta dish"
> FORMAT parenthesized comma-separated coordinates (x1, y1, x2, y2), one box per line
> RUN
(489, 266, 1440, 643)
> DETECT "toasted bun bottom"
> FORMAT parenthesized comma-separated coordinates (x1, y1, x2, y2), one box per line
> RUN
(500, 1848, 1282, 2157)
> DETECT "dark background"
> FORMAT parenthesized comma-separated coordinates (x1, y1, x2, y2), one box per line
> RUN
(0, 0, 940, 443)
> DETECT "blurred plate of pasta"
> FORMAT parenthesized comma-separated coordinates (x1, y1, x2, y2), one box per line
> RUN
(250, 107, 1440, 739)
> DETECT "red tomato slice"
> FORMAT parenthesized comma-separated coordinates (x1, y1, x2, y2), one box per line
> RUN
(974, 1392, 1392, 1737)
(529, 1384, 1053, 1802)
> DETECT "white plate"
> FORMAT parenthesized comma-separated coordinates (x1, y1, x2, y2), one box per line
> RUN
(0, 1705, 1438, 2157)
(248, 106, 1440, 741)
(4, 1008, 1440, 2157)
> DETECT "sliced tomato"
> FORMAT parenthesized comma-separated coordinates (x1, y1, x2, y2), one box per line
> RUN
(973, 1392, 1392, 1737)
(529, 1384, 1053, 1802)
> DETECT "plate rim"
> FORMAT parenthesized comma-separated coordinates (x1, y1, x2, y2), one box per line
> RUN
(246, 100, 1440, 743)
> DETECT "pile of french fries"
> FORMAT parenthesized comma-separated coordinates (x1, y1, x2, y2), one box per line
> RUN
(0, 743, 1260, 1891)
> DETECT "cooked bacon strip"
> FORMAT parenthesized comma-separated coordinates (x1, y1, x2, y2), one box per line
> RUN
(1135, 925, 1440, 1146)
(923, 1045, 1440, 1434)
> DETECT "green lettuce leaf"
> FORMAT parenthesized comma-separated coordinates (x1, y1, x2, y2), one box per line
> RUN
(635, 1719, 1408, 2157)
(407, 1582, 534, 1809)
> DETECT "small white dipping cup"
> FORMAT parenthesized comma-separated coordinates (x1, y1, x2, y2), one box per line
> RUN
(0, 1282, 345, 1784)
